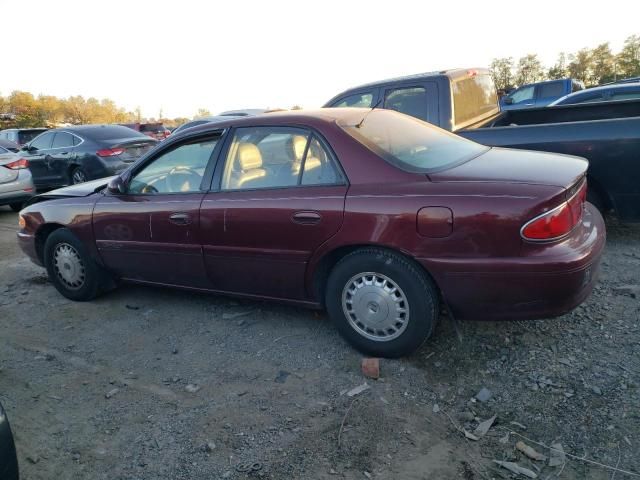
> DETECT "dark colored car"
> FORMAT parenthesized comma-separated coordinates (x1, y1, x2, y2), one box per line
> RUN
(172, 115, 241, 135)
(0, 128, 48, 147)
(325, 68, 640, 222)
(0, 139, 20, 153)
(500, 78, 584, 110)
(550, 82, 640, 105)
(0, 402, 19, 480)
(120, 123, 171, 141)
(17, 109, 605, 357)
(21, 125, 157, 189)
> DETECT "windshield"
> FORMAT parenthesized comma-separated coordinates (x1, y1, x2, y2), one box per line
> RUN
(339, 109, 488, 173)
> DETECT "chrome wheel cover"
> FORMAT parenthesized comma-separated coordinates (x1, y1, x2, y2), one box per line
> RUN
(53, 243, 85, 290)
(342, 272, 409, 342)
(72, 170, 87, 184)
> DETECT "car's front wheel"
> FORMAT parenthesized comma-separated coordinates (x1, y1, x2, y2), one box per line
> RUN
(44, 228, 109, 301)
(71, 167, 88, 184)
(326, 248, 439, 358)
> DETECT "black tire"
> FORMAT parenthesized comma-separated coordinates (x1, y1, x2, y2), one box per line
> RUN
(9, 203, 23, 212)
(43, 228, 108, 301)
(71, 167, 88, 184)
(326, 248, 439, 358)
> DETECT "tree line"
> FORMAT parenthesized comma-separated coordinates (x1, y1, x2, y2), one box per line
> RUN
(0, 91, 191, 129)
(490, 34, 640, 90)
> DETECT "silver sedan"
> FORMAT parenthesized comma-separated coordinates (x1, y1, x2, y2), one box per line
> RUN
(0, 144, 35, 211)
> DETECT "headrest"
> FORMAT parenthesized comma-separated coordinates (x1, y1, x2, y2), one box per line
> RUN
(237, 143, 262, 170)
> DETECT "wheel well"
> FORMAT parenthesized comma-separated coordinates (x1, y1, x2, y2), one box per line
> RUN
(35, 223, 65, 264)
(586, 175, 612, 212)
(312, 245, 440, 306)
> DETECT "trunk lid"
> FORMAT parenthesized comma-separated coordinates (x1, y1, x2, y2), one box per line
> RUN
(109, 138, 156, 163)
(0, 152, 21, 184)
(428, 147, 587, 189)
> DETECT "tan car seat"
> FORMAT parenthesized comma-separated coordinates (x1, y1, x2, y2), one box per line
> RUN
(289, 135, 321, 178)
(231, 143, 267, 189)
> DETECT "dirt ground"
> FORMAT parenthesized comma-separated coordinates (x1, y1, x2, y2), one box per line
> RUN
(0, 206, 639, 480)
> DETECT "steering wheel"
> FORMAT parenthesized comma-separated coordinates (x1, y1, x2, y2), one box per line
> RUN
(166, 167, 202, 193)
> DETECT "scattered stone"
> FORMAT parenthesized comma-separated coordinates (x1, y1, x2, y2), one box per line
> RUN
(473, 415, 496, 438)
(558, 358, 572, 367)
(26, 454, 40, 464)
(591, 385, 603, 396)
(516, 441, 547, 461)
(464, 429, 480, 441)
(509, 421, 527, 430)
(361, 358, 380, 379)
(499, 432, 510, 444)
(346, 383, 370, 397)
(493, 460, 537, 478)
(222, 471, 233, 479)
(364, 471, 372, 479)
(203, 442, 216, 453)
(457, 411, 475, 422)
(612, 284, 640, 298)
(125, 304, 140, 310)
(475, 387, 492, 403)
(185, 384, 201, 393)
(432, 403, 440, 413)
(274, 370, 290, 384)
(105, 388, 119, 399)
(329, 468, 337, 474)
(548, 443, 566, 467)
(172, 347, 178, 354)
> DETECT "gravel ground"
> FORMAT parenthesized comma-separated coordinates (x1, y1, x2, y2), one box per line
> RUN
(0, 206, 639, 480)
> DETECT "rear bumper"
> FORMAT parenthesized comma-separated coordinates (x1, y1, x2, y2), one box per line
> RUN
(419, 203, 606, 321)
(0, 170, 35, 206)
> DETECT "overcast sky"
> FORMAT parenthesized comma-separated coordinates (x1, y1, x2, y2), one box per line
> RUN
(1, 0, 638, 118)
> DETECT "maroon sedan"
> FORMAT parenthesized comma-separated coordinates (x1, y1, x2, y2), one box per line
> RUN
(16, 109, 605, 357)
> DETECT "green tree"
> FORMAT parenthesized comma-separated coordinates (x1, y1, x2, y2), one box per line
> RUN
(617, 34, 640, 79)
(548, 52, 569, 79)
(515, 54, 544, 85)
(568, 49, 594, 85)
(591, 43, 616, 84)
(489, 57, 515, 90)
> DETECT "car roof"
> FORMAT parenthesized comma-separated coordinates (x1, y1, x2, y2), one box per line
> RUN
(335, 68, 489, 92)
(58, 124, 142, 134)
(173, 108, 369, 137)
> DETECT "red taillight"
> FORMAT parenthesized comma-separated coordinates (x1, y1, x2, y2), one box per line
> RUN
(96, 148, 125, 157)
(521, 180, 587, 241)
(5, 158, 29, 169)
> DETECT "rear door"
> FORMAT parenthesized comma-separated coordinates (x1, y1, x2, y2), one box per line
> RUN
(23, 132, 55, 187)
(93, 133, 222, 287)
(49, 132, 76, 184)
(200, 126, 347, 300)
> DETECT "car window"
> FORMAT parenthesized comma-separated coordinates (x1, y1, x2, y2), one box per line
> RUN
(220, 127, 343, 191)
(510, 85, 535, 103)
(538, 81, 565, 98)
(610, 91, 640, 101)
(72, 134, 82, 146)
(52, 132, 75, 148)
(575, 93, 606, 104)
(384, 86, 428, 121)
(339, 109, 488, 173)
(332, 92, 373, 108)
(301, 136, 341, 185)
(0, 146, 7, 154)
(128, 137, 219, 194)
(19, 130, 47, 144)
(30, 132, 54, 150)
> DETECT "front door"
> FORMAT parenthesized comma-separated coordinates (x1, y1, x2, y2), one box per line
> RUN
(200, 126, 347, 301)
(50, 132, 76, 184)
(93, 134, 222, 287)
(23, 131, 55, 188)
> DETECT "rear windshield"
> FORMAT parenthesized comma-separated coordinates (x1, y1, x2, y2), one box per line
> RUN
(140, 124, 165, 133)
(82, 126, 150, 141)
(451, 74, 498, 127)
(18, 129, 48, 144)
(340, 109, 488, 173)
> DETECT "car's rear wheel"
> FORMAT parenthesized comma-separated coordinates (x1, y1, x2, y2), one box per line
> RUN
(326, 248, 439, 358)
(44, 228, 109, 301)
(71, 167, 88, 184)
(9, 203, 23, 212)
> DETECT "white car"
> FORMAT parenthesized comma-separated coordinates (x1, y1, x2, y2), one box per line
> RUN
(0, 144, 35, 211)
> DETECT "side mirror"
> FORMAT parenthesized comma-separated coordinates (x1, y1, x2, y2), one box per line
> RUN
(107, 176, 126, 195)
(503, 97, 514, 105)
(22, 144, 35, 152)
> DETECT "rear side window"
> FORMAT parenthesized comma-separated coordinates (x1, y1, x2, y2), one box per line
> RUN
(340, 109, 488, 173)
(384, 87, 428, 121)
(52, 132, 74, 148)
(332, 93, 373, 108)
(510, 85, 535, 103)
(538, 81, 565, 98)
(452, 74, 498, 127)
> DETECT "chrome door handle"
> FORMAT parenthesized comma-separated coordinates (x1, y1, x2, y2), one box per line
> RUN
(169, 212, 191, 225)
(292, 211, 321, 225)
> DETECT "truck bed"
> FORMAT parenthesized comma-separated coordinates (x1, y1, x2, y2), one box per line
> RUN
(458, 100, 640, 222)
